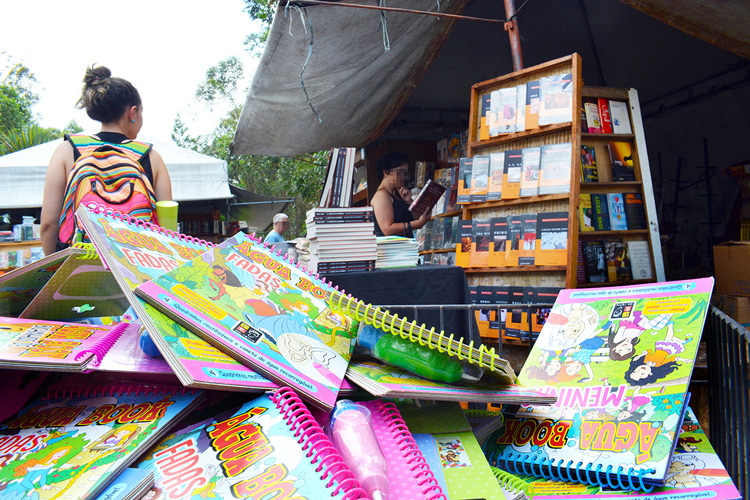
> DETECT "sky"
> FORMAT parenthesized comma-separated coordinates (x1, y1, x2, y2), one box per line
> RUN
(1, 0, 260, 142)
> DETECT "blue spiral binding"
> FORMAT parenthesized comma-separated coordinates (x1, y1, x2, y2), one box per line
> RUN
(488, 452, 657, 492)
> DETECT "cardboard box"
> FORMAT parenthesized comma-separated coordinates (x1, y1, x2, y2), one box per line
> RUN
(715, 295, 750, 327)
(713, 241, 750, 297)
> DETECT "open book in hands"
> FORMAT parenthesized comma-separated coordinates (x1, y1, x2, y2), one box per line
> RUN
(408, 179, 447, 218)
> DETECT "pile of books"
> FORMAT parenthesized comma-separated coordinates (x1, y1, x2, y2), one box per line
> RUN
(0, 201, 740, 500)
(375, 235, 419, 268)
(306, 207, 377, 274)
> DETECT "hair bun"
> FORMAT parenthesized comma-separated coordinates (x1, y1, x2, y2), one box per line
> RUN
(83, 65, 112, 88)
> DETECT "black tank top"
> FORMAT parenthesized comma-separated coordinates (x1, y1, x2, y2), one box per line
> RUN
(374, 190, 414, 237)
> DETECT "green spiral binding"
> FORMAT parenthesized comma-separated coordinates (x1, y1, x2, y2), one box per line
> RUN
(490, 466, 532, 499)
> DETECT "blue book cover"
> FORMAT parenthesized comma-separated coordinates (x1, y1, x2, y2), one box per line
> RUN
(608, 193, 629, 230)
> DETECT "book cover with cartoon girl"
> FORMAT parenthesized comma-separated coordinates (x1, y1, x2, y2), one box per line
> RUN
(484, 278, 714, 490)
(135, 232, 360, 410)
(0, 385, 202, 500)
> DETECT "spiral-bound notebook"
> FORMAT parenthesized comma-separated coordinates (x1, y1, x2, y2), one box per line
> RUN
(358, 399, 447, 500)
(483, 278, 714, 492)
(0, 317, 132, 371)
(75, 204, 279, 393)
(135, 388, 367, 500)
(135, 231, 361, 410)
(0, 383, 203, 500)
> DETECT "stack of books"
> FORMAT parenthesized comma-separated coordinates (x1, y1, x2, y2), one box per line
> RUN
(375, 235, 419, 268)
(306, 206, 377, 274)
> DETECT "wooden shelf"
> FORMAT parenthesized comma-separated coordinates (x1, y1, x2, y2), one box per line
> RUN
(469, 122, 572, 151)
(352, 188, 367, 205)
(419, 248, 455, 255)
(434, 209, 463, 218)
(581, 133, 635, 140)
(578, 229, 650, 237)
(0, 240, 42, 248)
(464, 265, 567, 274)
(459, 193, 570, 211)
(580, 181, 642, 190)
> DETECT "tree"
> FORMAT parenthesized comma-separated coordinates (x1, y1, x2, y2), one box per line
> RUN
(0, 56, 38, 134)
(242, 0, 276, 55)
(172, 57, 327, 238)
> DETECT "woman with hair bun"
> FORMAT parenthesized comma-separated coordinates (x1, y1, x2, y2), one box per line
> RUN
(40, 65, 172, 255)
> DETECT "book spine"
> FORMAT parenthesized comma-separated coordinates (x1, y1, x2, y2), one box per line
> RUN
(598, 98, 613, 133)
(270, 388, 367, 499)
(74, 321, 132, 367)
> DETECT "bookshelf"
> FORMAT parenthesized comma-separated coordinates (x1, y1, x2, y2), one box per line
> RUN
(0, 240, 44, 274)
(460, 53, 664, 293)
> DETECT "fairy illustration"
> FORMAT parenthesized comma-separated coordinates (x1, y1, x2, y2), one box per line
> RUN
(0, 444, 79, 500)
(623, 322, 692, 386)
(608, 311, 672, 361)
(90, 423, 140, 451)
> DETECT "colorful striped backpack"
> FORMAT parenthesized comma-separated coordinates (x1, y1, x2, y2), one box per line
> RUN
(57, 134, 158, 245)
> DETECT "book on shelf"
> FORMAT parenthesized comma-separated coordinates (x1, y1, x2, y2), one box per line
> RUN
(591, 193, 612, 231)
(615, 240, 633, 281)
(518, 213, 537, 266)
(431, 217, 446, 251)
(408, 179, 447, 218)
(488, 216, 508, 267)
(0, 382, 203, 500)
(503, 286, 531, 342)
(581, 104, 588, 131)
(443, 165, 460, 213)
(525, 80, 541, 129)
(624, 192, 648, 230)
(134, 231, 362, 410)
(415, 160, 435, 188)
(469, 154, 490, 203)
(469, 218, 491, 268)
(478, 92, 492, 141)
(603, 237, 623, 281)
(457, 157, 473, 204)
(347, 359, 555, 407)
(497, 86, 518, 135)
(582, 239, 608, 282)
(320, 147, 356, 208)
(609, 99, 633, 134)
(75, 204, 282, 393)
(515, 83, 527, 131)
(482, 278, 714, 491)
(579, 193, 595, 232)
(608, 193, 629, 230)
(488, 89, 501, 137)
(580, 145, 599, 182)
(472, 285, 497, 339)
(486, 152, 504, 201)
(455, 219, 472, 268)
(598, 97, 613, 134)
(535, 211, 569, 266)
(577, 240, 587, 285)
(583, 102, 602, 133)
(486, 405, 741, 500)
(506, 215, 522, 267)
(502, 149, 523, 200)
(519, 146, 541, 197)
(402, 400, 508, 500)
(538, 142, 573, 195)
(628, 240, 654, 280)
(538, 73, 573, 126)
(608, 141, 637, 181)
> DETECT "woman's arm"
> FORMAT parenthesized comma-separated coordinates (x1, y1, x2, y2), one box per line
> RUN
(40, 142, 73, 255)
(371, 191, 401, 236)
(149, 149, 172, 201)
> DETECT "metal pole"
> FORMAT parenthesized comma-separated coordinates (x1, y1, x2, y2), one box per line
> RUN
(503, 0, 524, 71)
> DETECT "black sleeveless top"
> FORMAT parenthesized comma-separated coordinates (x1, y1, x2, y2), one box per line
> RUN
(373, 190, 415, 237)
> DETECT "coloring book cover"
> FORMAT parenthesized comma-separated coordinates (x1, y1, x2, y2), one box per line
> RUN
(136, 390, 361, 500)
(486, 278, 713, 488)
(135, 233, 359, 410)
(77, 205, 279, 392)
(0, 386, 202, 500)
(0, 248, 73, 317)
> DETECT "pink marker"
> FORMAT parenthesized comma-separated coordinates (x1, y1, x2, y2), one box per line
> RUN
(330, 400, 388, 500)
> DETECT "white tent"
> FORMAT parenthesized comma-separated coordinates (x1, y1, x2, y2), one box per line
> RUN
(0, 136, 232, 209)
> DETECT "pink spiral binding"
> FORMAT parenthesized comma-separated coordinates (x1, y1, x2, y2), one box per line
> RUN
(86, 203, 215, 248)
(269, 388, 368, 500)
(45, 383, 197, 401)
(73, 322, 131, 367)
(377, 401, 448, 500)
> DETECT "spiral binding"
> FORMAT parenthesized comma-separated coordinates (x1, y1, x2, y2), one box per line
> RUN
(327, 290, 509, 376)
(44, 383, 198, 401)
(270, 388, 367, 500)
(73, 321, 131, 367)
(72, 241, 99, 259)
(84, 203, 216, 248)
(487, 451, 657, 493)
(490, 466, 532, 499)
(376, 401, 447, 500)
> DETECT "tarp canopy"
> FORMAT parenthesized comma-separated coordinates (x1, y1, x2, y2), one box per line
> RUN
(232, 0, 469, 156)
(0, 136, 231, 209)
(228, 184, 292, 233)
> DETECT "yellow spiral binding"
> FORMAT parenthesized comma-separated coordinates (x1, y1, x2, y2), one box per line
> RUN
(327, 289, 514, 381)
(72, 242, 98, 259)
(490, 466, 532, 499)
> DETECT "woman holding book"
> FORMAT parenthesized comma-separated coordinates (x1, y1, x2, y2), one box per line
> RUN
(371, 153, 430, 238)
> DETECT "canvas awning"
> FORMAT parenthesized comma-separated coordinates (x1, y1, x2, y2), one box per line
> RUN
(231, 0, 468, 157)
(0, 136, 232, 209)
(228, 184, 292, 233)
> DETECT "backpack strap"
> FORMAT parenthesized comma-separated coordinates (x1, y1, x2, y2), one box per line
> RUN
(65, 133, 153, 163)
